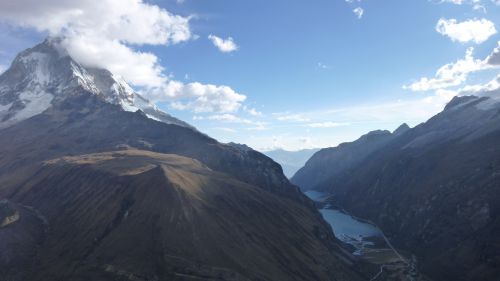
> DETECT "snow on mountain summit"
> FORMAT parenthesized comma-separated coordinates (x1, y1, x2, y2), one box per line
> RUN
(0, 38, 192, 129)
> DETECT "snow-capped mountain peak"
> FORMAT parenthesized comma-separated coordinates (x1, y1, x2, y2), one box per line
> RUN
(0, 38, 192, 129)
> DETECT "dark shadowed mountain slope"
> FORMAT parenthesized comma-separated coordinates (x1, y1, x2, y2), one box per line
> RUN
(0, 150, 361, 281)
(291, 94, 500, 281)
(0, 39, 293, 197)
(0, 40, 364, 281)
(0, 93, 294, 197)
(291, 125, 409, 191)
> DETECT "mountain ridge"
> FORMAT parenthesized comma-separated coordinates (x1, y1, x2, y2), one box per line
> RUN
(291, 93, 500, 281)
(0, 39, 365, 281)
(0, 38, 192, 129)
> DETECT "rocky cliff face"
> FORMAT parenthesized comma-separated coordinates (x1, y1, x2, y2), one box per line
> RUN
(292, 94, 500, 281)
(0, 40, 363, 281)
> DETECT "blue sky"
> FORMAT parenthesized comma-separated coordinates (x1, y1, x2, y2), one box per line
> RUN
(0, 0, 500, 150)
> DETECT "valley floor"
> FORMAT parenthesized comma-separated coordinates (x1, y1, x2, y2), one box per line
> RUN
(304, 191, 432, 281)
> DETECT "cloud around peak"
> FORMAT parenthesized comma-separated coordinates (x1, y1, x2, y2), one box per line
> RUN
(0, 0, 246, 113)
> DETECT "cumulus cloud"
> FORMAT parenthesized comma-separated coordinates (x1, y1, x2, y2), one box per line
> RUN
(353, 7, 364, 19)
(0, 0, 191, 45)
(436, 18, 496, 44)
(0, 0, 246, 113)
(404, 47, 487, 91)
(60, 35, 167, 88)
(208, 34, 238, 53)
(404, 43, 500, 91)
(168, 83, 246, 113)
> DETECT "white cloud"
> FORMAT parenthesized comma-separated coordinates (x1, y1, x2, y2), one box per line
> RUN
(0, 64, 6, 75)
(404, 47, 496, 91)
(166, 82, 246, 113)
(60, 35, 167, 88)
(458, 74, 500, 96)
(207, 114, 244, 122)
(276, 114, 310, 122)
(353, 7, 364, 19)
(436, 18, 496, 44)
(307, 122, 349, 128)
(0, 0, 192, 45)
(0, 0, 246, 113)
(437, 0, 490, 11)
(244, 106, 263, 116)
(208, 34, 239, 53)
(345, 0, 364, 19)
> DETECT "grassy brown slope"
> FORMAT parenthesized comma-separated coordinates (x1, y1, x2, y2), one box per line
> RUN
(0, 150, 362, 281)
(0, 92, 293, 197)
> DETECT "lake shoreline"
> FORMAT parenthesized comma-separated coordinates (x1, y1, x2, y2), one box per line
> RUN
(304, 191, 431, 281)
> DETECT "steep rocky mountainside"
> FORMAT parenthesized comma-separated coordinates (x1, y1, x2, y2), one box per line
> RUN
(291, 95, 500, 281)
(0, 38, 191, 129)
(0, 39, 293, 197)
(0, 40, 364, 281)
(292, 124, 409, 191)
(0, 93, 296, 198)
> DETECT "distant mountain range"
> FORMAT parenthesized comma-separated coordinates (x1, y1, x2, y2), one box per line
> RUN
(0, 39, 363, 281)
(264, 148, 320, 178)
(292, 92, 500, 281)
